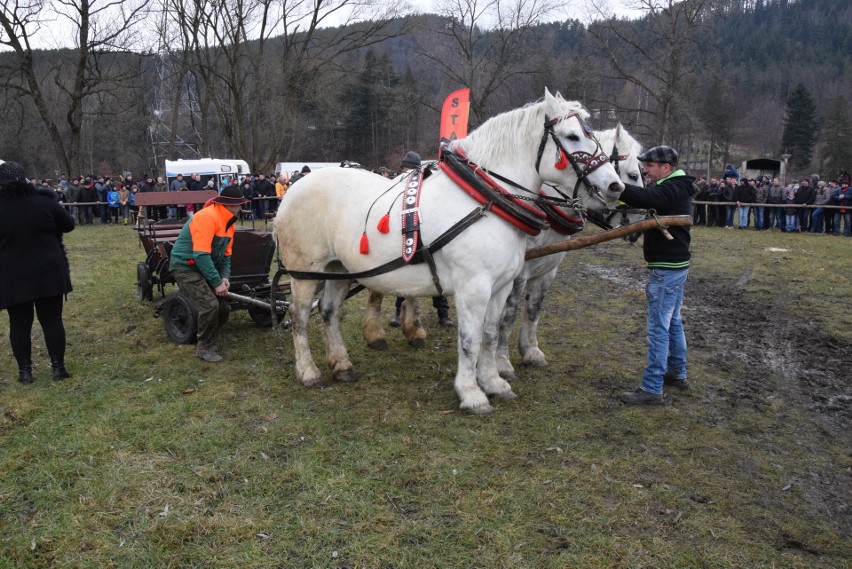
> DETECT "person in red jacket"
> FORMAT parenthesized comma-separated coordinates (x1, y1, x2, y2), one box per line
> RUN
(169, 185, 249, 362)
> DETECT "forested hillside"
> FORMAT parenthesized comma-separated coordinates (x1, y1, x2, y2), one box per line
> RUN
(0, 0, 849, 179)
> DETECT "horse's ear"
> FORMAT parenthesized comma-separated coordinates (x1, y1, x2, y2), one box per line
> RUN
(543, 88, 560, 116)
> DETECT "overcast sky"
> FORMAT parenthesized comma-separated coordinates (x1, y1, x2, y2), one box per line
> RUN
(1, 0, 643, 52)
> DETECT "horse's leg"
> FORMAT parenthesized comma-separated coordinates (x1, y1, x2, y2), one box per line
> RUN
(362, 290, 388, 351)
(476, 282, 518, 401)
(400, 297, 427, 349)
(453, 281, 495, 414)
(290, 279, 324, 388)
(320, 279, 357, 383)
(519, 269, 557, 368)
(496, 275, 526, 381)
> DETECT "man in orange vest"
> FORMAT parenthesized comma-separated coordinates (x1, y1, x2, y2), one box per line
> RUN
(169, 185, 249, 362)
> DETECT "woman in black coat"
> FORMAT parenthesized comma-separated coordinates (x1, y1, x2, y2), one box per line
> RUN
(0, 162, 76, 383)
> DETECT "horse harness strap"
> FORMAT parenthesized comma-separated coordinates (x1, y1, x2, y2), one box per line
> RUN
(439, 143, 549, 235)
(285, 205, 488, 282)
(401, 168, 424, 263)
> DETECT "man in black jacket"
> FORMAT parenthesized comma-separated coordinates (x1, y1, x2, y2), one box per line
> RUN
(794, 178, 815, 232)
(616, 145, 694, 405)
(253, 173, 275, 218)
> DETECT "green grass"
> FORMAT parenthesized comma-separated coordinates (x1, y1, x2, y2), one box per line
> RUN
(0, 223, 850, 568)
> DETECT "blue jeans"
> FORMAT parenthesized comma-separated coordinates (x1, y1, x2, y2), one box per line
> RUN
(811, 208, 824, 233)
(725, 205, 735, 227)
(737, 205, 750, 228)
(641, 268, 688, 395)
(768, 206, 784, 229)
(835, 211, 852, 236)
(786, 213, 798, 232)
(753, 206, 765, 229)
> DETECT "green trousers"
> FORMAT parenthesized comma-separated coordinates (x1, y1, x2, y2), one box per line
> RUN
(173, 270, 230, 342)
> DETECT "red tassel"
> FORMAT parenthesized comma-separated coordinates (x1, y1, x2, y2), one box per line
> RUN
(359, 232, 369, 254)
(377, 213, 390, 234)
(555, 149, 568, 170)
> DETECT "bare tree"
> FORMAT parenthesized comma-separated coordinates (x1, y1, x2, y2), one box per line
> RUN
(157, 0, 408, 173)
(586, 0, 712, 144)
(0, 0, 150, 174)
(422, 0, 561, 123)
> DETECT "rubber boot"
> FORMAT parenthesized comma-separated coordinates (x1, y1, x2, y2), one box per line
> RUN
(51, 359, 72, 380)
(18, 364, 33, 385)
(196, 340, 223, 363)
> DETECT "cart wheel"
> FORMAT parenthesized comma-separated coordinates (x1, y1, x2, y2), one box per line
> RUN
(162, 292, 198, 344)
(247, 303, 287, 327)
(136, 262, 153, 301)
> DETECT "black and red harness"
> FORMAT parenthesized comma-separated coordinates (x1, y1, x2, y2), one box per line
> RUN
(285, 114, 613, 285)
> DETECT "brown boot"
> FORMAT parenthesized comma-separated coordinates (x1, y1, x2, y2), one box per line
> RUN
(196, 340, 223, 363)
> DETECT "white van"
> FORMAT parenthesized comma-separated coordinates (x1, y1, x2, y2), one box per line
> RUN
(165, 158, 250, 189)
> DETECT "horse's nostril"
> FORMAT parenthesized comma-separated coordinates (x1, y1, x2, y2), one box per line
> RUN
(608, 182, 622, 194)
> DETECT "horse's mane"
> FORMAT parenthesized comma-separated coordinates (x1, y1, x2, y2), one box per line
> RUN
(454, 96, 589, 169)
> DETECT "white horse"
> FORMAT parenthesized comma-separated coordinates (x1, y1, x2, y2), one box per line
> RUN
(495, 124, 644, 380)
(273, 89, 624, 414)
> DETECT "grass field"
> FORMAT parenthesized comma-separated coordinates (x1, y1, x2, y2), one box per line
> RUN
(1, 222, 850, 568)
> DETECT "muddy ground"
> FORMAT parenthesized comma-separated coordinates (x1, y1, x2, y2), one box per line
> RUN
(571, 249, 851, 544)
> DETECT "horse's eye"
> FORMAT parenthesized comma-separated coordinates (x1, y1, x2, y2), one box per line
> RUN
(565, 134, 580, 142)
(629, 174, 639, 182)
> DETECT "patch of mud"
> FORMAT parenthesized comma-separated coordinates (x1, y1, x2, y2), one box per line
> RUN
(575, 262, 851, 537)
(579, 263, 644, 291)
(686, 274, 851, 434)
(685, 274, 851, 537)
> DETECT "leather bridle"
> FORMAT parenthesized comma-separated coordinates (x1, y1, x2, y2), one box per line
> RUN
(535, 112, 612, 206)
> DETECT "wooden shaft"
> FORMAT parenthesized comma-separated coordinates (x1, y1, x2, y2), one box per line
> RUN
(524, 215, 692, 260)
(225, 291, 288, 310)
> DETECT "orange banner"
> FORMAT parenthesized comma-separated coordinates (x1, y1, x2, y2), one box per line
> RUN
(439, 88, 470, 142)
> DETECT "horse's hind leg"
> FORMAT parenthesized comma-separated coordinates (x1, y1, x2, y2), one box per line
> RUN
(519, 270, 557, 368)
(362, 290, 388, 351)
(320, 279, 357, 383)
(400, 297, 427, 349)
(290, 279, 324, 388)
(496, 275, 526, 381)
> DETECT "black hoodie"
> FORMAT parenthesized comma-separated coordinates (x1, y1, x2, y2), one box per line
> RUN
(618, 170, 694, 270)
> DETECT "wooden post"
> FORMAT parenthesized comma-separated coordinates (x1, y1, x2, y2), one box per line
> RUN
(525, 215, 692, 260)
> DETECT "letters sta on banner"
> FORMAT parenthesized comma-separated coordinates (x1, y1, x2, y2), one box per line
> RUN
(439, 88, 470, 142)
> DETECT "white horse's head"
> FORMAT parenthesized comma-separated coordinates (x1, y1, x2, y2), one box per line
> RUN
(454, 88, 624, 212)
(536, 89, 624, 210)
(598, 123, 643, 187)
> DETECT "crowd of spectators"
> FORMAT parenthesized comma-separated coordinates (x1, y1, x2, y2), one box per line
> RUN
(29, 170, 305, 226)
(691, 167, 852, 236)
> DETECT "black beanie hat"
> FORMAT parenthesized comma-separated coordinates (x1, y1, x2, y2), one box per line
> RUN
(0, 161, 27, 185)
(400, 151, 421, 169)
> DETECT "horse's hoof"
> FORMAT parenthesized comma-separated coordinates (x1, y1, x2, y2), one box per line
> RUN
(522, 351, 548, 368)
(334, 369, 358, 383)
(302, 377, 326, 389)
(498, 369, 517, 381)
(408, 338, 427, 350)
(367, 339, 388, 351)
(493, 390, 518, 401)
(462, 402, 494, 415)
